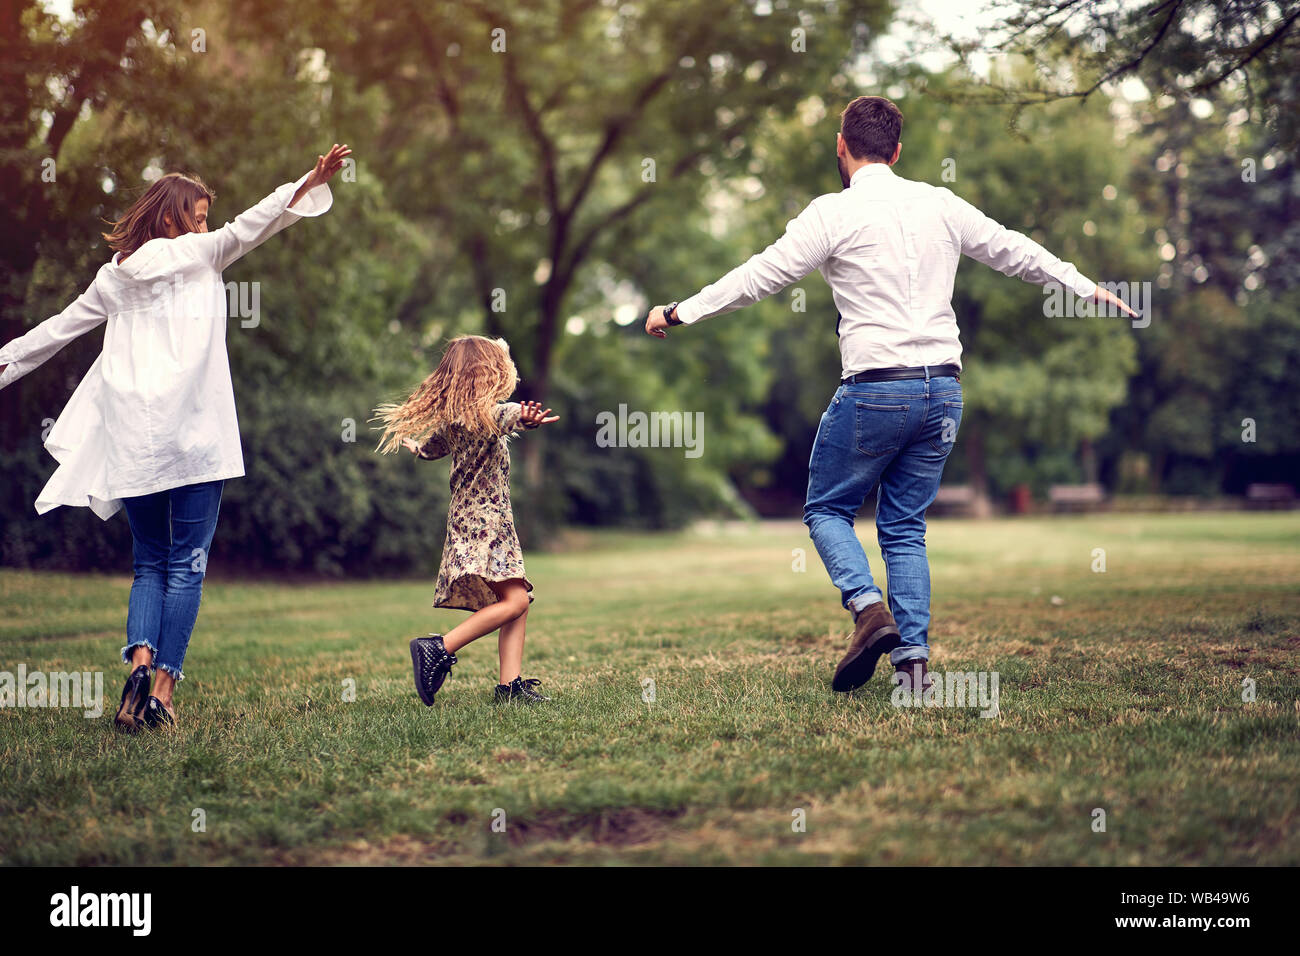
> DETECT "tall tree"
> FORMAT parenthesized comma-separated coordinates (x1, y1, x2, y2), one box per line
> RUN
(912, 0, 1300, 493)
(250, 0, 891, 484)
(0, 0, 191, 448)
(924, 0, 1300, 149)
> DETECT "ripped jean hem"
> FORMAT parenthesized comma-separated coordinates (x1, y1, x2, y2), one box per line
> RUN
(119, 642, 185, 682)
(154, 661, 185, 682)
(121, 641, 157, 667)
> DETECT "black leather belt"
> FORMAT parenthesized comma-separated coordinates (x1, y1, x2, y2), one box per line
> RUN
(843, 365, 961, 384)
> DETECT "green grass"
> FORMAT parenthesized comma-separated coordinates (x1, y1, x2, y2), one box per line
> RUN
(1, 513, 1297, 865)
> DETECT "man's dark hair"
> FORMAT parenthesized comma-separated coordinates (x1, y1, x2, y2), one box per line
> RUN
(839, 96, 903, 163)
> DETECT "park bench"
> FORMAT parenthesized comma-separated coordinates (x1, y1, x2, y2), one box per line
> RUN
(930, 483, 980, 517)
(1048, 483, 1106, 512)
(1245, 483, 1296, 510)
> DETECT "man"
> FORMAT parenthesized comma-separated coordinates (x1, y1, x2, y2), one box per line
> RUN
(645, 95, 1135, 694)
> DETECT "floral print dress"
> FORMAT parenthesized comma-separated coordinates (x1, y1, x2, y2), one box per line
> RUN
(418, 402, 535, 612)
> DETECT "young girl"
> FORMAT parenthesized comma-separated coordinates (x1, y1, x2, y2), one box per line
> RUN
(374, 335, 558, 705)
(0, 144, 351, 731)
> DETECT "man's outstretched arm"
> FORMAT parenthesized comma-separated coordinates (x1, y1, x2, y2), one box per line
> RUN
(948, 191, 1136, 317)
(645, 199, 834, 337)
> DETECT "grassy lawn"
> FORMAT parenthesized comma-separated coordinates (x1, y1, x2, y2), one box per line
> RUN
(1, 513, 1297, 866)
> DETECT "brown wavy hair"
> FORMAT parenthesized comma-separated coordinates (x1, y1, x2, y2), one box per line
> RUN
(102, 172, 216, 256)
(373, 335, 519, 454)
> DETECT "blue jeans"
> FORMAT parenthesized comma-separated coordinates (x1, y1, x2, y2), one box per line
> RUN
(803, 375, 962, 665)
(120, 480, 224, 681)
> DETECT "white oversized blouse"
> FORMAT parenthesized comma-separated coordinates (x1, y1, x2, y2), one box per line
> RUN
(0, 173, 333, 519)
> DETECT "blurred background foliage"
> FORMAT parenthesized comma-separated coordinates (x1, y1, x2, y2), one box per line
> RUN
(1, 0, 1296, 573)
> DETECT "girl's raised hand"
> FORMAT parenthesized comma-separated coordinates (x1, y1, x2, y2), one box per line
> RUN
(401, 437, 421, 454)
(519, 400, 559, 429)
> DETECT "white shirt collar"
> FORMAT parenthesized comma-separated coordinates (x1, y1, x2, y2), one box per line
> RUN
(850, 163, 895, 187)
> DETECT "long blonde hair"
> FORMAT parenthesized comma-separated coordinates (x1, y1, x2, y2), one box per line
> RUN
(373, 335, 518, 454)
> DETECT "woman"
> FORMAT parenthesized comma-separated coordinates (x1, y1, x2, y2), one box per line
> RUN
(0, 143, 352, 730)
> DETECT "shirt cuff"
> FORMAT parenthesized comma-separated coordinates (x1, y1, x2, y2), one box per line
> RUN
(278, 173, 334, 218)
(674, 295, 707, 325)
(1072, 275, 1098, 299)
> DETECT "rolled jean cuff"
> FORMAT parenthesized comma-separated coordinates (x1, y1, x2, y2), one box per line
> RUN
(847, 591, 883, 614)
(155, 661, 185, 682)
(890, 646, 929, 665)
(121, 641, 157, 666)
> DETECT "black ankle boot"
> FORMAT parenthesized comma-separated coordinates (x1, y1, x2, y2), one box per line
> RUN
(410, 634, 457, 706)
(493, 676, 550, 704)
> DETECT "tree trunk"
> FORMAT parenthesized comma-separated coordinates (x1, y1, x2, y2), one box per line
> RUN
(964, 418, 994, 517)
(1080, 437, 1098, 485)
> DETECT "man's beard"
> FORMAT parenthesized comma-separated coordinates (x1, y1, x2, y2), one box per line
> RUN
(837, 153, 851, 189)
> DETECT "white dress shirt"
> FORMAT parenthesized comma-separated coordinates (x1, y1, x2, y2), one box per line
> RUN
(675, 163, 1097, 376)
(0, 173, 333, 518)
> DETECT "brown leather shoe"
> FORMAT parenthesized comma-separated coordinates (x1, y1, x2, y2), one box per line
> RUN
(831, 602, 902, 692)
(893, 658, 932, 694)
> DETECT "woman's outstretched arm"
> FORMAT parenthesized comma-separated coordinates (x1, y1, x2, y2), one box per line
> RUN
(0, 281, 109, 390)
(189, 144, 352, 273)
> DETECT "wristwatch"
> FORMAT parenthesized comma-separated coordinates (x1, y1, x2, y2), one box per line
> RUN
(663, 302, 683, 326)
